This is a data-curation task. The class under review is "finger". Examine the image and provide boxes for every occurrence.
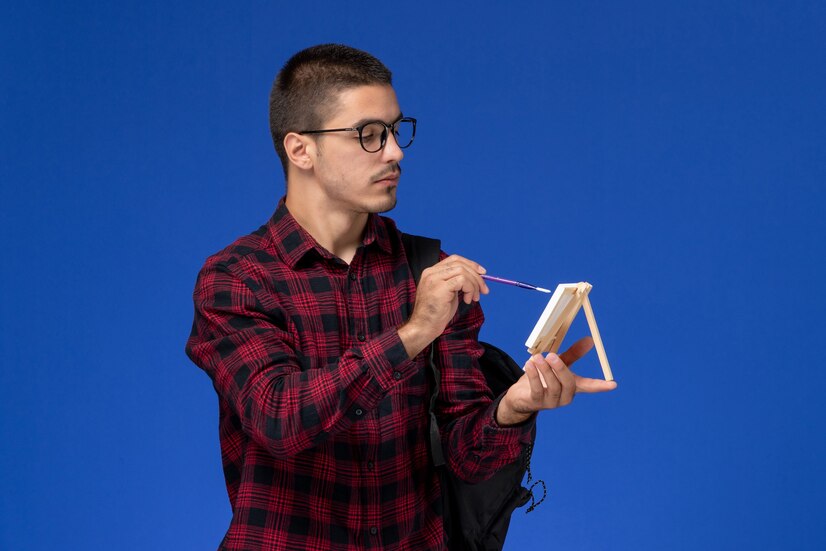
[452,263,488,297]
[558,336,594,367]
[430,263,473,284]
[524,359,548,401]
[525,354,557,392]
[529,357,548,389]
[441,257,489,295]
[532,355,561,406]
[443,254,487,276]
[573,374,618,394]
[547,353,576,406]
[420,264,461,287]
[444,273,474,304]
[444,266,486,303]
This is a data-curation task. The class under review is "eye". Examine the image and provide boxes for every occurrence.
[361,122,385,143]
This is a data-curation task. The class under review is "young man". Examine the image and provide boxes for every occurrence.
[186,44,616,550]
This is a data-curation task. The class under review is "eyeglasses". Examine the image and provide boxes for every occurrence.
[299,117,416,153]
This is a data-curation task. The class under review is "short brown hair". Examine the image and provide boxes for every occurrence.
[269,44,393,177]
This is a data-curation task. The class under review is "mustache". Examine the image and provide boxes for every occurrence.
[373,164,402,181]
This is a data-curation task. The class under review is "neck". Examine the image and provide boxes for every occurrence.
[285,187,368,265]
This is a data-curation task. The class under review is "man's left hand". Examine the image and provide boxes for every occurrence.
[495,336,617,426]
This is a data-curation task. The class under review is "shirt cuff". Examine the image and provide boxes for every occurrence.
[359,328,418,394]
[481,393,536,449]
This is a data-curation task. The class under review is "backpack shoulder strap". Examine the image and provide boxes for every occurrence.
[400,232,446,467]
[400,232,441,285]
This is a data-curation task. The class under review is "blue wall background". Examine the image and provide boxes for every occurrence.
[2,2,825,549]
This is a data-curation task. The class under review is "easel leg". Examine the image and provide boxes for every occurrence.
[581,295,614,381]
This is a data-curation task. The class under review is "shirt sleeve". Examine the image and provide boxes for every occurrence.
[435,299,537,484]
[185,260,417,460]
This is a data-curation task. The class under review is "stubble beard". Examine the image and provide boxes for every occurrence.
[376,187,398,214]
[370,163,401,214]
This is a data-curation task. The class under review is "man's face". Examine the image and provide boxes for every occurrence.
[311,84,405,215]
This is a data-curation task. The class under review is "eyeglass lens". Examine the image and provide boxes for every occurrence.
[360,120,415,152]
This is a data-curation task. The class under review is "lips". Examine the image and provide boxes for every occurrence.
[374,172,400,184]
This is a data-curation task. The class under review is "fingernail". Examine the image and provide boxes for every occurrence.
[477,265,486,274]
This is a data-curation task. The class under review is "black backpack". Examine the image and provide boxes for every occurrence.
[401,233,546,551]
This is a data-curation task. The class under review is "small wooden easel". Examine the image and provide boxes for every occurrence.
[525,282,613,381]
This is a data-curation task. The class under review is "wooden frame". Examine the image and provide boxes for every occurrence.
[524,282,614,381]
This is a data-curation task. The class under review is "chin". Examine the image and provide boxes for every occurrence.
[369,188,398,214]
[377,197,397,214]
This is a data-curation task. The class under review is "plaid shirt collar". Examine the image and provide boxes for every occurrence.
[267,197,394,268]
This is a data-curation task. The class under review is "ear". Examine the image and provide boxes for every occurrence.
[283,132,316,171]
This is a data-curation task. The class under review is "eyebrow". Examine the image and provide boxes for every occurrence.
[350,113,404,128]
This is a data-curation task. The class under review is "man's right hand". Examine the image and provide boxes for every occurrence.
[398,254,489,358]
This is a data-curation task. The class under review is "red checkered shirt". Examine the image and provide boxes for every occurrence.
[186,200,534,550]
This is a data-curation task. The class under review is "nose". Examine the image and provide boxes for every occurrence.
[381,131,404,163]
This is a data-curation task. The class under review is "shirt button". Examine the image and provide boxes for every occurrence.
[367,461,374,470]
[357,333,366,342]
[349,272,358,281]
[354,408,364,416]
[369,527,378,536]
[393,371,402,380]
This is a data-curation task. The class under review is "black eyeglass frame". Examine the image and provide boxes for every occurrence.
[298,117,417,153]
